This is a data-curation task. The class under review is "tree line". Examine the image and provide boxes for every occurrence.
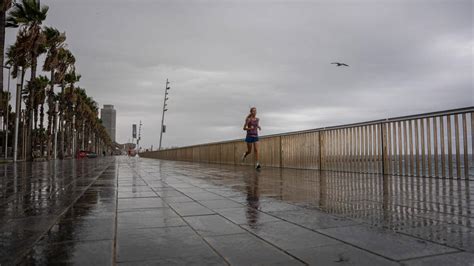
[0,0,113,161]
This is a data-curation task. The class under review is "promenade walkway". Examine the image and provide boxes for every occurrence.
[1,157,473,265]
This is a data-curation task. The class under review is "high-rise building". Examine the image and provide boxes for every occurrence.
[101,104,116,142]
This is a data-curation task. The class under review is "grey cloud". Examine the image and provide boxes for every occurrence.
[5,0,472,149]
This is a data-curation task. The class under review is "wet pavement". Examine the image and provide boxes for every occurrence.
[1,156,473,265]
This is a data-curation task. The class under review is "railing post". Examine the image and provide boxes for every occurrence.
[381,122,387,175]
[319,131,323,170]
[279,136,283,168]
[233,142,236,165]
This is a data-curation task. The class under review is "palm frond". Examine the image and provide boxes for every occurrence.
[6,0,48,28]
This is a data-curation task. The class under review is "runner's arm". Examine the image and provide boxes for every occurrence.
[243,119,250,131]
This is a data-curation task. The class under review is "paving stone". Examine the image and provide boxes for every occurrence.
[242,220,341,250]
[184,215,246,236]
[198,199,243,210]
[117,226,224,263]
[118,186,154,192]
[118,191,158,198]
[62,205,116,220]
[269,209,359,229]
[118,208,185,229]
[184,192,226,201]
[42,217,115,242]
[204,233,304,265]
[318,224,458,261]
[118,197,168,209]
[117,257,226,265]
[162,195,195,203]
[253,200,303,212]
[154,189,186,197]
[168,201,215,216]
[288,243,399,265]
[0,228,40,264]
[401,251,474,266]
[22,240,113,265]
[216,207,281,225]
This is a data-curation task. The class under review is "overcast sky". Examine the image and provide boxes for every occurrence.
[5,0,473,149]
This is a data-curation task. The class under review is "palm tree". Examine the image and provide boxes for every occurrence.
[6,30,31,87]
[0,0,13,94]
[85,97,99,151]
[54,48,75,86]
[6,0,48,79]
[6,0,48,161]
[43,26,66,158]
[45,84,57,158]
[6,32,32,159]
[65,87,114,157]
[62,69,80,157]
[54,48,75,159]
[29,75,49,155]
[27,75,48,126]
[43,26,66,86]
[0,0,13,133]
[74,87,86,151]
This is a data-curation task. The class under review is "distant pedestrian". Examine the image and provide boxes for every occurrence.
[241,107,261,169]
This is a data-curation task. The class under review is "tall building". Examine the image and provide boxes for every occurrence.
[101,104,116,142]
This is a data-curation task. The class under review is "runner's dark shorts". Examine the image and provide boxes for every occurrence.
[245,136,259,143]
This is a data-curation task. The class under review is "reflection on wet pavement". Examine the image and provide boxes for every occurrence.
[1,156,473,265]
[0,158,115,264]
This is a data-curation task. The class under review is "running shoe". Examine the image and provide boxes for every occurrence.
[255,163,261,169]
[241,153,247,162]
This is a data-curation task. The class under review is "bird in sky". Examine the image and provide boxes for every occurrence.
[331,62,349,67]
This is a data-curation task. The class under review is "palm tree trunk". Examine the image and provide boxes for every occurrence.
[33,99,38,155]
[81,121,84,150]
[0,3,7,155]
[59,82,65,159]
[22,111,27,160]
[34,101,38,130]
[0,2,7,93]
[14,69,26,160]
[47,70,54,159]
[26,60,37,161]
[46,105,52,159]
[60,116,64,158]
[39,102,44,155]
[67,120,71,157]
[64,120,68,157]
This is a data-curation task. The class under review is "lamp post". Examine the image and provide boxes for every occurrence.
[3,65,11,159]
[137,120,142,154]
[159,79,170,150]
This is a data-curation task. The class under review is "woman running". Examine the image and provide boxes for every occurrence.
[241,107,261,169]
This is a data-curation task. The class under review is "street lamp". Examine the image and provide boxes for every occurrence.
[159,79,170,150]
[137,120,142,155]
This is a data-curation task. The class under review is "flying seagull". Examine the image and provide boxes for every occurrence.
[331,62,349,67]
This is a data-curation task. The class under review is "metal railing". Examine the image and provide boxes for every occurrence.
[140,107,474,179]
